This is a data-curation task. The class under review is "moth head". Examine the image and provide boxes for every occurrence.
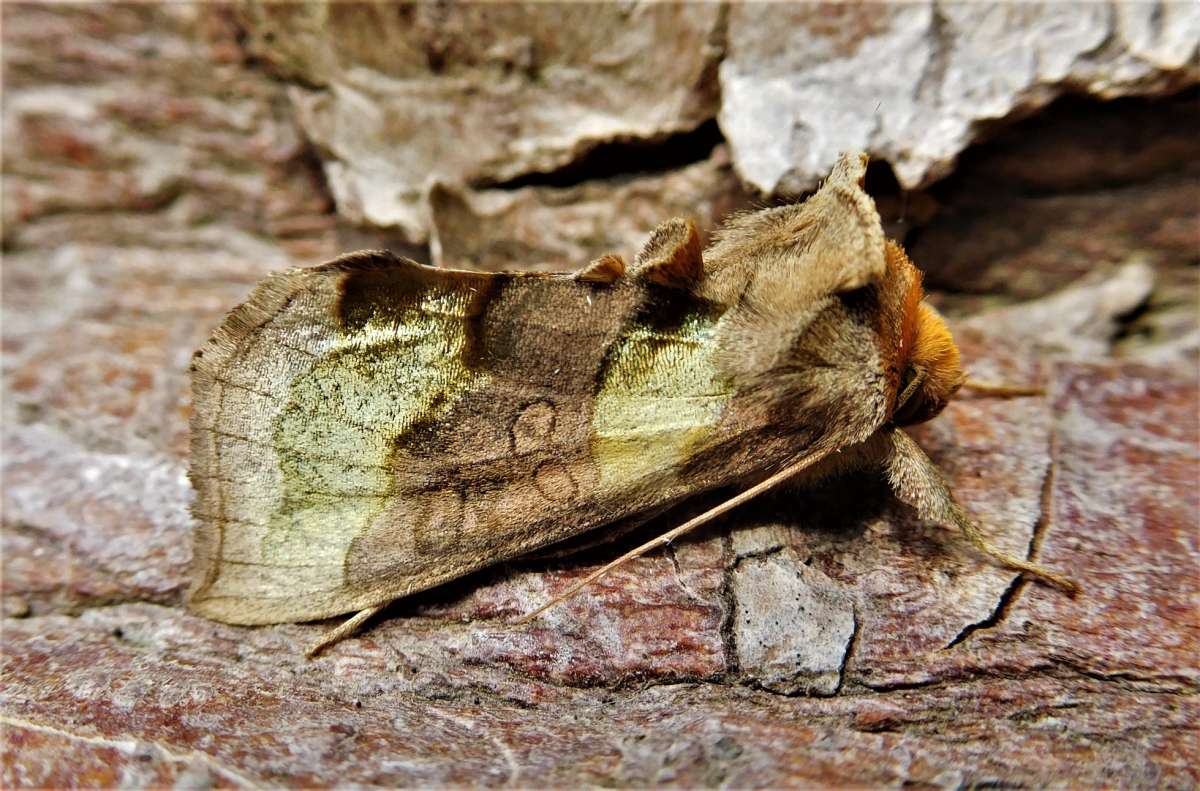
[892,298,966,427]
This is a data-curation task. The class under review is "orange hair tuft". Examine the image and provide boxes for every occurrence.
[886,241,965,425]
[911,302,964,404]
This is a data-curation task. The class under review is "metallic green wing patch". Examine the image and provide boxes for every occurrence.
[592,296,732,492]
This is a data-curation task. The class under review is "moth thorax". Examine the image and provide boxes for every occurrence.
[893,299,965,427]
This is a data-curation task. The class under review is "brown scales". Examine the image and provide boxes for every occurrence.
[185,151,1076,657]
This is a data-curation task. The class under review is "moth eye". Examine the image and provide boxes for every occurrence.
[836,281,874,309]
[892,365,925,426]
[897,366,918,404]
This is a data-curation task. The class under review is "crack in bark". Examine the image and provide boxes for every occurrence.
[1026,423,1060,569]
[1048,657,1200,695]
[943,422,1060,650]
[834,606,860,695]
[664,544,704,604]
[718,532,741,677]
[474,119,725,191]
[943,573,1024,650]
[730,545,788,566]
[859,657,1198,697]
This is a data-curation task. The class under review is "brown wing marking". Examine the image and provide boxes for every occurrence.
[340,383,601,598]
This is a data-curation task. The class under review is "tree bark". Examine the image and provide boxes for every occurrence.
[2,5,1197,788]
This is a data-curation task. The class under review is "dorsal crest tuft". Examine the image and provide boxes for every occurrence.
[630,218,704,289]
[574,253,627,284]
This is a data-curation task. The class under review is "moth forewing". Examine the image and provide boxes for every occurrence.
[185,244,827,630]
[187,150,1073,654]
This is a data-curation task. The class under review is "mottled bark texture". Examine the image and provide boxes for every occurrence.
[2,4,1197,788]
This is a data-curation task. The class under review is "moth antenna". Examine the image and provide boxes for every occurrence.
[512,448,832,625]
[962,378,1043,397]
[305,603,386,658]
[953,509,1079,595]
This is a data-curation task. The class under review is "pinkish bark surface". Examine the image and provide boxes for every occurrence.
[3,5,1197,788]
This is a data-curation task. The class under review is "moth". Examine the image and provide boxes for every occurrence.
[188,152,1074,655]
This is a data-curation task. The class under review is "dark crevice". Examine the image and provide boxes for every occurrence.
[833,607,860,695]
[908,87,1200,301]
[863,157,903,201]
[730,545,787,566]
[944,424,1061,650]
[930,86,1200,200]
[953,779,1027,791]
[718,532,741,678]
[1026,425,1062,578]
[862,157,932,241]
[1110,297,1160,346]
[476,119,725,191]
[943,574,1024,650]
[288,139,336,214]
[664,544,703,604]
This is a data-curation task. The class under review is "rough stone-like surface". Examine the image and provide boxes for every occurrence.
[961,261,1156,361]
[429,144,749,272]
[238,1,724,239]
[720,1,1200,194]
[731,549,856,696]
[0,4,336,260]
[3,4,1198,788]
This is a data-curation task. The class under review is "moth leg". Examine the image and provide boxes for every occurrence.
[305,603,387,658]
[881,427,1078,593]
[962,378,1043,397]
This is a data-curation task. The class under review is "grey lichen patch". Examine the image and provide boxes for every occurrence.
[731,548,856,696]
